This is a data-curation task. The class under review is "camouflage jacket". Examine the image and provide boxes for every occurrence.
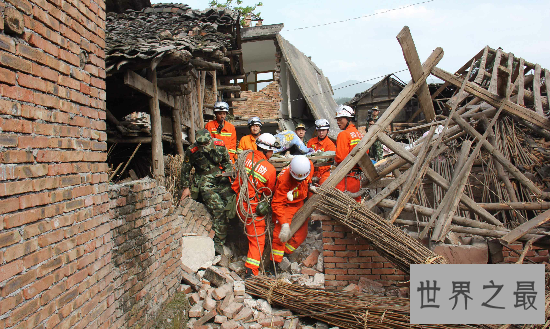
[180,139,232,188]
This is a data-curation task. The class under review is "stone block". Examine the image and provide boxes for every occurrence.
[214,315,227,323]
[283,319,298,329]
[220,291,234,311]
[315,322,329,329]
[249,324,262,329]
[181,236,216,273]
[234,306,254,321]
[290,262,300,274]
[189,304,204,318]
[182,271,201,291]
[433,244,488,264]
[233,280,245,296]
[273,309,293,317]
[256,299,272,315]
[223,302,243,319]
[243,298,257,309]
[313,273,325,287]
[342,283,361,295]
[279,257,291,272]
[189,293,201,305]
[302,250,320,267]
[301,267,319,276]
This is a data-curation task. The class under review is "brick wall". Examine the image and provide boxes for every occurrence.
[0,0,110,328]
[502,242,549,264]
[322,219,408,290]
[108,178,184,328]
[179,198,215,238]
[233,81,282,120]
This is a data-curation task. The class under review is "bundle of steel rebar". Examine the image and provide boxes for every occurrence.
[245,276,483,329]
[313,187,447,274]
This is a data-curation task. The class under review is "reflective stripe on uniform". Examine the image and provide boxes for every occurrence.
[245,167,267,183]
[285,243,296,252]
[272,249,284,256]
[228,148,237,153]
[350,138,360,146]
[246,257,260,267]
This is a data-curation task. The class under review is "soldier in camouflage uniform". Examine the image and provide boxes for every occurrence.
[367,114,383,162]
[180,129,235,252]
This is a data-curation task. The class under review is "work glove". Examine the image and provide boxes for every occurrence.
[279,223,291,243]
[287,190,294,202]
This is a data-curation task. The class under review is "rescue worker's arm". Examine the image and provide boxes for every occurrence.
[228,125,237,155]
[325,139,336,152]
[334,131,350,164]
[271,175,294,225]
[219,146,233,173]
[237,137,245,153]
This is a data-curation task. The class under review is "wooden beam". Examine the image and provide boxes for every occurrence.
[157,75,190,86]
[190,58,224,71]
[545,69,550,111]
[289,45,444,236]
[452,112,548,198]
[124,70,178,109]
[397,26,436,122]
[432,66,550,130]
[516,58,525,106]
[377,132,503,226]
[226,49,242,56]
[496,65,511,98]
[147,68,164,179]
[471,202,550,211]
[217,85,241,92]
[224,97,248,102]
[357,153,378,182]
[474,46,489,84]
[499,209,550,245]
[172,105,184,155]
[219,74,246,80]
[534,64,544,115]
[212,71,218,102]
[488,48,503,94]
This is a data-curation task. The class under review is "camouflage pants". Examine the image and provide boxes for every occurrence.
[199,176,234,245]
[371,140,383,162]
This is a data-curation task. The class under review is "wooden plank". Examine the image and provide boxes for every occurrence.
[534,64,544,115]
[499,209,550,245]
[545,69,550,111]
[217,85,241,92]
[357,153,378,182]
[516,58,525,106]
[452,112,547,198]
[496,65,510,98]
[190,58,224,71]
[388,126,435,223]
[377,132,503,226]
[157,75,190,86]
[289,46,445,236]
[432,66,550,130]
[212,71,218,102]
[488,48,502,94]
[124,70,177,109]
[474,46,489,84]
[147,68,164,179]
[172,106,184,155]
[397,26,436,122]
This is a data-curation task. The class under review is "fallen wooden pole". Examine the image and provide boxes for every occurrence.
[499,208,550,245]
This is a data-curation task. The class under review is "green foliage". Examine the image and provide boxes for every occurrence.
[209,0,263,26]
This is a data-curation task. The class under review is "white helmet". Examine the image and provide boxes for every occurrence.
[315,119,330,130]
[256,133,278,151]
[289,155,311,181]
[213,101,230,112]
[248,116,262,127]
[334,105,354,119]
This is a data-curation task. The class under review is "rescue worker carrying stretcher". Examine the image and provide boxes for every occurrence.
[270,155,314,266]
[237,116,262,152]
[180,129,235,254]
[334,105,364,202]
[231,133,277,278]
[307,119,336,186]
[205,102,238,162]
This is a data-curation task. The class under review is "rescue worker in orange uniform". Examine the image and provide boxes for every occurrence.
[237,117,262,152]
[270,155,314,264]
[232,133,277,278]
[334,105,364,202]
[307,119,336,186]
[205,102,237,162]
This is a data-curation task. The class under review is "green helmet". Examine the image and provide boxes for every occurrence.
[196,129,211,145]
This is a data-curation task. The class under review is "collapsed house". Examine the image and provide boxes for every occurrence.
[232,22,339,140]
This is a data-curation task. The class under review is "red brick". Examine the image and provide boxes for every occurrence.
[1,269,37,297]
[0,67,16,85]
[335,251,357,257]
[0,260,24,283]
[23,247,53,268]
[32,63,59,82]
[6,298,39,326]
[0,230,22,248]
[323,244,346,251]
[23,274,54,299]
[17,73,47,92]
[3,239,39,262]
[372,268,395,275]
[0,293,24,316]
[0,197,19,215]
[16,43,46,64]
[0,34,16,53]
[323,256,346,263]
[0,50,32,73]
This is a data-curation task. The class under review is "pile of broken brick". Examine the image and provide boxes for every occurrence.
[180,235,409,328]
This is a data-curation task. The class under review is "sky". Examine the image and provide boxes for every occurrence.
[151,0,550,89]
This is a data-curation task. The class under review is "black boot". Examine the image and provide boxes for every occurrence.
[244,268,253,279]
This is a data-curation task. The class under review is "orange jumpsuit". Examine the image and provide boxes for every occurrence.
[205,120,237,162]
[270,160,314,263]
[307,136,336,185]
[335,123,363,202]
[231,151,276,275]
[237,134,258,152]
